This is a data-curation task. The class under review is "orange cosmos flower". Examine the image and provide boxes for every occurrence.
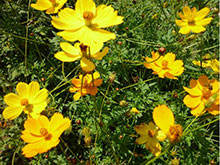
[21,113,71,158]
[175,6,212,34]
[153,105,182,143]
[183,75,219,116]
[54,42,108,72]
[134,122,166,156]
[144,51,184,79]
[3,81,48,120]
[69,72,103,100]
[51,0,123,46]
[31,0,67,14]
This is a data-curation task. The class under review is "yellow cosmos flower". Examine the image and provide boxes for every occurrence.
[153,105,182,143]
[176,6,213,34]
[3,82,48,120]
[51,0,123,46]
[69,72,103,100]
[144,51,184,79]
[21,113,71,158]
[183,75,219,116]
[134,122,164,157]
[55,42,108,72]
[31,0,67,14]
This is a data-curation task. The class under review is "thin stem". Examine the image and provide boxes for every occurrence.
[183,116,198,134]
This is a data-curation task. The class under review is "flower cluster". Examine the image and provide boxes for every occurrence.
[69,72,103,100]
[144,51,184,79]
[183,75,219,116]
[135,105,182,156]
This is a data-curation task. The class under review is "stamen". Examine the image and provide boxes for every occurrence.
[148,130,155,137]
[20,98,29,106]
[83,11,94,21]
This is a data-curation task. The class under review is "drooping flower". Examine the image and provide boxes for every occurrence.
[31,0,67,14]
[21,113,71,158]
[69,72,103,100]
[175,6,213,34]
[144,51,184,79]
[153,105,182,143]
[183,75,219,116]
[134,122,165,156]
[3,82,48,120]
[51,0,124,46]
[55,42,108,72]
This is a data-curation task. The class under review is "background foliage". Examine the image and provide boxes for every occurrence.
[0,0,219,164]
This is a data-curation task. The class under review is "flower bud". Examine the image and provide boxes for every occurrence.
[158,47,166,55]
[108,72,116,83]
[120,100,128,107]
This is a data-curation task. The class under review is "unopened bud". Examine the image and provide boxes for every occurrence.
[109,72,116,83]
[158,47,166,55]
[120,100,128,107]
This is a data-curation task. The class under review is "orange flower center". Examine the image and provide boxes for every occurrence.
[80,44,88,57]
[188,16,195,26]
[168,124,182,143]
[162,61,168,69]
[40,128,52,140]
[49,0,58,7]
[83,11,94,21]
[148,130,156,137]
[202,83,212,99]
[20,98,29,106]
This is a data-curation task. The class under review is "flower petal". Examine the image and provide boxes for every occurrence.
[31,0,52,11]
[183,86,202,96]
[134,123,149,136]
[198,75,209,87]
[75,0,96,16]
[28,81,40,99]
[88,87,98,95]
[191,25,206,33]
[90,47,109,60]
[183,6,191,17]
[3,106,23,120]
[49,113,71,137]
[195,7,210,21]
[92,5,123,28]
[196,17,212,26]
[16,82,29,98]
[175,19,187,27]
[30,88,48,104]
[55,52,81,62]
[4,93,21,106]
[74,92,81,100]
[22,142,41,158]
[191,103,205,116]
[136,136,148,144]
[80,57,95,72]
[60,42,81,55]
[51,8,84,30]
[183,95,201,108]
[153,105,174,134]
[32,102,47,115]
[207,104,219,115]
[179,26,191,34]
[23,118,42,136]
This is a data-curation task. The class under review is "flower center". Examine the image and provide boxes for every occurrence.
[20,98,29,106]
[202,83,212,99]
[40,128,52,140]
[80,44,88,57]
[162,61,168,69]
[83,11,94,26]
[188,16,195,26]
[148,130,155,137]
[168,124,182,143]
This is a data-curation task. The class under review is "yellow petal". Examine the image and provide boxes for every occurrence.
[16,82,29,98]
[169,60,183,70]
[196,17,212,26]
[90,47,109,60]
[29,88,48,105]
[80,57,95,72]
[4,93,21,106]
[23,118,42,136]
[60,42,80,55]
[175,19,187,27]
[74,92,81,100]
[191,25,206,33]
[32,102,47,115]
[182,6,191,17]
[31,0,52,11]
[56,0,67,10]
[136,136,148,144]
[179,26,191,34]
[92,5,124,28]
[22,143,40,158]
[183,95,201,108]
[3,106,23,120]
[183,86,202,96]
[153,105,174,134]
[191,103,205,116]
[163,53,175,65]
[28,81,40,99]
[93,71,100,79]
[210,59,220,73]
[134,123,149,136]
[156,130,167,141]
[46,7,57,14]
[49,113,71,137]
[51,8,84,30]
[75,0,96,16]
[21,130,43,143]
[55,52,81,62]
[195,7,210,21]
